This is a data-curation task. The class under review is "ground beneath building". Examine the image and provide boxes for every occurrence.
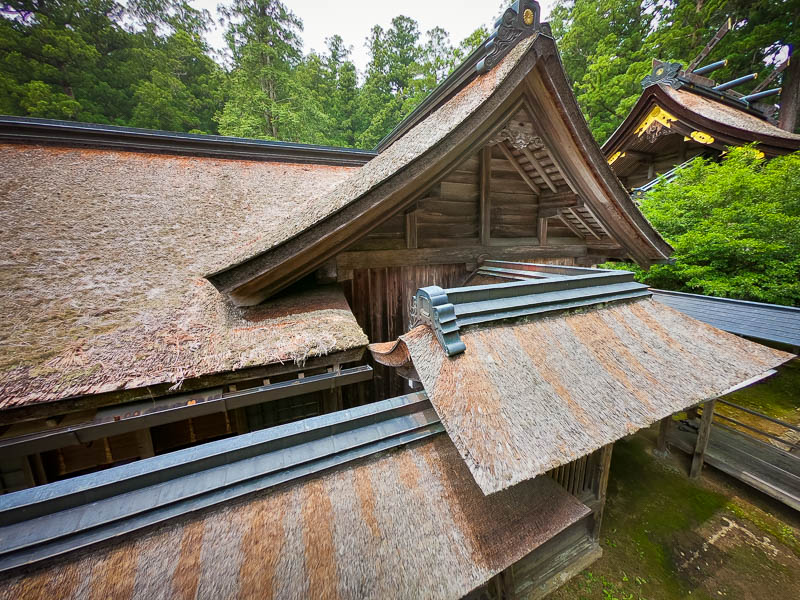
[547,431,800,600]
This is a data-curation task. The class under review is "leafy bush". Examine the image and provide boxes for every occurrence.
[606,147,800,307]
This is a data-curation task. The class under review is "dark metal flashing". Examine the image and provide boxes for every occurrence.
[652,289,800,349]
[412,263,650,355]
[375,1,545,152]
[0,116,377,166]
[0,366,373,459]
[0,392,443,573]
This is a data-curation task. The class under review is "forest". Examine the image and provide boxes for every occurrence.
[1,1,796,147]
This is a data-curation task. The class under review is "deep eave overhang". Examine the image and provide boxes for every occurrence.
[0,116,377,167]
[206,34,672,307]
[602,84,800,158]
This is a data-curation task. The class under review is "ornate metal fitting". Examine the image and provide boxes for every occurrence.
[477,1,542,74]
[641,62,683,90]
[411,286,466,357]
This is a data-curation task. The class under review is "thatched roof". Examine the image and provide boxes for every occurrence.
[0,144,367,411]
[207,31,673,306]
[370,298,793,495]
[0,434,589,600]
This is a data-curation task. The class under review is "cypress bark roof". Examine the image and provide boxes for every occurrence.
[0,144,366,411]
[0,434,589,600]
[370,298,793,494]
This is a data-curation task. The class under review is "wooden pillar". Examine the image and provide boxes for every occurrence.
[29,453,48,485]
[480,146,491,246]
[779,48,800,133]
[592,443,614,541]
[135,428,155,459]
[656,416,672,453]
[690,399,716,479]
[537,217,548,245]
[405,210,417,249]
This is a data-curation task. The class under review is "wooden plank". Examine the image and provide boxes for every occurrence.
[337,244,589,269]
[521,146,559,193]
[497,141,541,195]
[690,399,716,478]
[480,146,491,246]
[405,210,418,249]
[537,217,548,246]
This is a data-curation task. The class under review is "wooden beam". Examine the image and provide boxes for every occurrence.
[480,146,491,246]
[567,207,601,240]
[520,146,559,193]
[592,443,614,541]
[557,213,586,239]
[581,205,611,238]
[405,210,418,249]
[337,244,589,270]
[687,17,732,72]
[537,217,548,245]
[497,141,541,195]
[690,399,716,479]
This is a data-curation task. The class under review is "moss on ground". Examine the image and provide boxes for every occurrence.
[547,434,800,600]
[722,358,800,425]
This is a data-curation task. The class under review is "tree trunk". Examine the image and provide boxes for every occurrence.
[779,47,800,133]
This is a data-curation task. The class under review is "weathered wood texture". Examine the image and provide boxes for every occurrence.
[343,264,469,401]
[690,399,716,478]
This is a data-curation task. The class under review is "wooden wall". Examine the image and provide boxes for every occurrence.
[342,263,470,400]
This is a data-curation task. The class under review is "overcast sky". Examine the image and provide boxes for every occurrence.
[192,0,557,73]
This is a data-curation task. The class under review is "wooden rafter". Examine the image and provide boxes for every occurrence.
[581,205,611,238]
[497,141,541,195]
[567,207,601,240]
[520,146,558,193]
[557,213,586,239]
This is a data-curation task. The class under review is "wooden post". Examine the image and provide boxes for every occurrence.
[779,48,799,133]
[537,217,548,245]
[480,146,491,246]
[405,210,418,249]
[656,416,671,453]
[592,443,614,541]
[135,428,155,459]
[690,399,716,479]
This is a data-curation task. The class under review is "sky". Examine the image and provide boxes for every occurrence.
[192,0,557,73]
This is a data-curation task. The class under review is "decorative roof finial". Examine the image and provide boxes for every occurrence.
[476,1,542,74]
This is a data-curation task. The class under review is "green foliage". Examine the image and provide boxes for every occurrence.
[551,0,799,143]
[606,147,800,306]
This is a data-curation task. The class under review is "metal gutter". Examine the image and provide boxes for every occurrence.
[0,392,442,573]
[0,116,377,167]
[0,366,374,459]
[412,265,650,355]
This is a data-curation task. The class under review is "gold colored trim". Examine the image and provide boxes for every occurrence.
[689,131,715,144]
[608,151,626,165]
[523,8,535,25]
[634,106,678,136]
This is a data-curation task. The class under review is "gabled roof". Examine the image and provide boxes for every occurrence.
[369,267,793,494]
[206,29,672,307]
[0,144,367,413]
[603,63,800,162]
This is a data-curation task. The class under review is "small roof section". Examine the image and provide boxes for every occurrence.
[0,432,589,599]
[653,289,800,349]
[0,144,367,412]
[603,62,800,167]
[206,24,672,307]
[370,268,793,494]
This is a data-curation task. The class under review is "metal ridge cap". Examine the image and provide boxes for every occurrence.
[456,290,652,327]
[0,115,377,166]
[0,392,427,523]
[0,408,443,573]
[0,406,441,558]
[453,281,651,317]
